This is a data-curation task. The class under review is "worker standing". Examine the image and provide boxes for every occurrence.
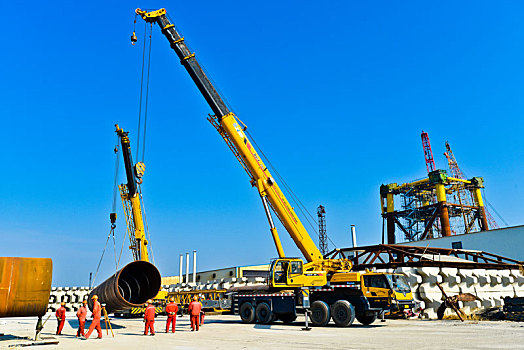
[55,302,66,335]
[144,299,156,336]
[165,297,178,333]
[188,296,202,331]
[76,300,88,337]
[199,296,206,326]
[84,295,102,339]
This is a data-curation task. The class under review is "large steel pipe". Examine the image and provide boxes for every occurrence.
[0,257,52,317]
[88,260,161,314]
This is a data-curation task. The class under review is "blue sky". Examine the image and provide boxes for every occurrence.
[1,1,523,286]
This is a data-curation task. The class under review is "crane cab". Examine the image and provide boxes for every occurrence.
[361,272,415,313]
[269,258,327,288]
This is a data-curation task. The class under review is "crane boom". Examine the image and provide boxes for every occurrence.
[133,9,414,324]
[136,8,323,262]
[116,124,149,261]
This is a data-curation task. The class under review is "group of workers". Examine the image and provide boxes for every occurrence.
[55,295,104,339]
[143,295,204,335]
[54,294,205,338]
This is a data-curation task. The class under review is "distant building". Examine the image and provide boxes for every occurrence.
[162,264,270,285]
[398,225,524,261]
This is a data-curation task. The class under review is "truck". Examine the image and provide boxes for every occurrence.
[135,8,415,326]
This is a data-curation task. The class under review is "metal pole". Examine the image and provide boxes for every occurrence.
[192,250,197,284]
[301,288,311,331]
[89,272,92,289]
[179,255,183,284]
[351,225,357,248]
[185,252,190,284]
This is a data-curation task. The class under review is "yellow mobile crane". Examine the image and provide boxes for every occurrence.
[113,124,166,317]
[135,8,414,326]
[115,124,149,262]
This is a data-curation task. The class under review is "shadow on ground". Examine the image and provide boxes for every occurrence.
[0,334,31,341]
[67,320,126,330]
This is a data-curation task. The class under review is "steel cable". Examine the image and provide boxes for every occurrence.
[136,21,148,161]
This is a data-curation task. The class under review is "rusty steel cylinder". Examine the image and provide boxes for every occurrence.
[88,260,161,314]
[0,257,53,317]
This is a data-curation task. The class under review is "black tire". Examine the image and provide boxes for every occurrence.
[331,300,355,327]
[356,312,378,325]
[310,300,331,326]
[239,302,256,323]
[278,312,297,324]
[255,302,273,324]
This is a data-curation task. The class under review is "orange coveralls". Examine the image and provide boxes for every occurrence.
[55,306,66,335]
[85,300,102,339]
[76,305,87,337]
[165,302,178,333]
[188,301,202,331]
[144,305,156,335]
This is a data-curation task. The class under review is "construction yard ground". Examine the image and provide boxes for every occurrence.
[1,313,523,349]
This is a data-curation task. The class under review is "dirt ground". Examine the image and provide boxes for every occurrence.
[1,313,523,349]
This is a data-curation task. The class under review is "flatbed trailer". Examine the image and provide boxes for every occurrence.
[167,289,229,313]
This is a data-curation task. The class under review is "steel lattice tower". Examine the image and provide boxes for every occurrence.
[421,131,436,174]
[444,141,499,230]
[317,205,328,255]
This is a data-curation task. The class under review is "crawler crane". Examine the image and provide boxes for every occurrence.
[135,8,414,326]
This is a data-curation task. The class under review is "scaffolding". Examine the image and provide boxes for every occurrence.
[380,170,490,244]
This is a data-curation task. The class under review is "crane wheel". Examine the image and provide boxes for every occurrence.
[331,300,355,327]
[255,302,273,324]
[239,302,255,323]
[356,312,377,325]
[310,300,330,326]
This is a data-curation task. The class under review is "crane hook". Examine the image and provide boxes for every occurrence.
[131,31,138,45]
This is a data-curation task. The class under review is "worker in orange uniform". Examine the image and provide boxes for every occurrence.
[199,296,206,326]
[84,295,102,339]
[165,297,178,333]
[76,300,88,337]
[55,302,66,335]
[188,296,202,331]
[144,299,156,336]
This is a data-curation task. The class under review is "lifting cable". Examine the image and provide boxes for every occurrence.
[483,189,509,227]
[92,223,118,287]
[92,140,121,287]
[112,139,120,218]
[135,20,146,161]
[136,21,153,163]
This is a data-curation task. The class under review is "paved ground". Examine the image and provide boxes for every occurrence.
[1,313,523,349]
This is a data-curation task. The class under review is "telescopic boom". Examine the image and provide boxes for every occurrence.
[136,8,323,262]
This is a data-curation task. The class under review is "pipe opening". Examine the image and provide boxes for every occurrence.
[118,261,160,304]
[89,260,161,313]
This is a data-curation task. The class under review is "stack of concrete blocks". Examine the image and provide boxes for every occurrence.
[47,287,91,312]
[414,267,444,319]
[387,267,524,319]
